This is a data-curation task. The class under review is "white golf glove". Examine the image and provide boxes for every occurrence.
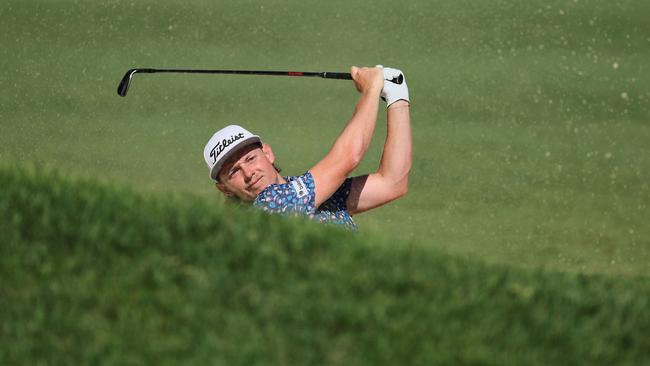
[377,65,409,107]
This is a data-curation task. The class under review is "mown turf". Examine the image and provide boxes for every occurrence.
[1,165,648,365]
[1,0,649,275]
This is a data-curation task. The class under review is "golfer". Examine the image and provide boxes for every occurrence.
[203,66,411,230]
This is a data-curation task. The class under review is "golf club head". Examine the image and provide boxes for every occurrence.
[117,69,138,97]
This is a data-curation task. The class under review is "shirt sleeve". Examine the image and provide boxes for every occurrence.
[318,177,353,211]
[253,172,316,216]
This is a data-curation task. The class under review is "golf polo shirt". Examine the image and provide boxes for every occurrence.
[253,171,357,230]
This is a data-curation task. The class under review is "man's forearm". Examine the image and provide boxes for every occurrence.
[377,100,412,184]
[332,88,381,166]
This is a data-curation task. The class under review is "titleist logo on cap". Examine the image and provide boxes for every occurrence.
[210,132,245,163]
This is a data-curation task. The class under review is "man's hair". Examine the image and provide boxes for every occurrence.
[273,162,282,174]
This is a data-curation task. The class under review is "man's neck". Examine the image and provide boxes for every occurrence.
[275,173,287,185]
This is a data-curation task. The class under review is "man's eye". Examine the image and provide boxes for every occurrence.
[246,155,256,162]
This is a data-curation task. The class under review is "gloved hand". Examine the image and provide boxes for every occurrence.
[377,65,410,107]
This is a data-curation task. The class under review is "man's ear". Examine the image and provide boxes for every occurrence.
[261,143,275,164]
[215,182,235,197]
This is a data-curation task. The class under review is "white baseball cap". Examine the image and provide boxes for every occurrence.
[204,124,262,182]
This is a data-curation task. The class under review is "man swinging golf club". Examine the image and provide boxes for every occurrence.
[203,65,411,230]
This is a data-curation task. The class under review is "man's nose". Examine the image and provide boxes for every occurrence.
[241,164,254,181]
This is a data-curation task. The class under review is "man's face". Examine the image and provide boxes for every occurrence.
[216,143,281,202]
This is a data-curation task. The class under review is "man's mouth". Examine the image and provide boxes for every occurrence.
[247,176,262,190]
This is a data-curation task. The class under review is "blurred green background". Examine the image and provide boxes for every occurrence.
[1,0,649,275]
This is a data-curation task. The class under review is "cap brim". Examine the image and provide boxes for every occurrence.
[209,136,262,182]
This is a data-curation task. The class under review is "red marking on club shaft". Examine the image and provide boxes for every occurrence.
[288,72,304,76]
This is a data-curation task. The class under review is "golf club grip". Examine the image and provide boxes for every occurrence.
[322,72,404,84]
[322,72,353,80]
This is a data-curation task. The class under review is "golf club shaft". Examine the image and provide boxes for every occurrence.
[117,68,353,97]
[134,68,352,79]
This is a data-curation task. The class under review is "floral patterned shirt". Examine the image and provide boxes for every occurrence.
[253,171,357,230]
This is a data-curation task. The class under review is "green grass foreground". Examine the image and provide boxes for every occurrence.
[1,165,648,365]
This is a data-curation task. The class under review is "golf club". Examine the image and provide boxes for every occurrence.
[117,68,403,97]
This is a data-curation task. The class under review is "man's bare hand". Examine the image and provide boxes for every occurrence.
[350,66,384,94]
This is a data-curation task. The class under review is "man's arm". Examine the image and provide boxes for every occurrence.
[310,66,384,208]
[347,68,412,215]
